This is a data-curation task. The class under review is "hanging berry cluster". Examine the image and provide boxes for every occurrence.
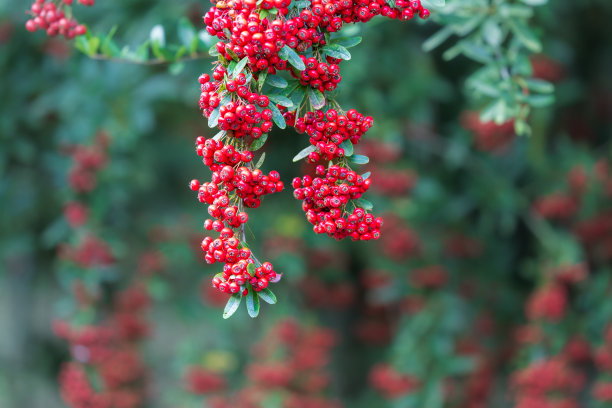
[25,0,93,39]
[194,0,430,318]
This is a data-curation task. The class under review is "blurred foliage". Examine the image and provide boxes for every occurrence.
[1,0,612,407]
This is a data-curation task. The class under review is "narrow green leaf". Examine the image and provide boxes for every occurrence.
[255,152,266,169]
[178,18,196,48]
[233,57,249,78]
[223,293,242,319]
[292,145,316,162]
[266,75,288,88]
[268,94,293,108]
[250,133,269,151]
[349,154,369,164]
[258,70,268,93]
[258,288,277,305]
[355,198,373,211]
[321,43,351,60]
[268,104,286,129]
[208,107,221,128]
[246,288,260,318]
[308,88,325,109]
[278,45,305,71]
[332,36,362,49]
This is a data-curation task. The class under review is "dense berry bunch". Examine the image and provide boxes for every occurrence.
[25,0,92,39]
[292,164,382,240]
[294,108,373,161]
[195,0,428,316]
[294,58,341,91]
[193,135,282,298]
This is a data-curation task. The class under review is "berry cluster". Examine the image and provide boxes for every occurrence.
[292,164,382,240]
[199,71,275,139]
[55,286,150,408]
[593,326,612,403]
[196,0,428,316]
[188,319,341,408]
[369,364,420,399]
[294,108,373,161]
[204,0,429,77]
[193,135,281,297]
[294,58,341,91]
[25,0,92,39]
[511,358,584,408]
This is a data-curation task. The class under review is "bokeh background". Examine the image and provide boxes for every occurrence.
[2,0,612,407]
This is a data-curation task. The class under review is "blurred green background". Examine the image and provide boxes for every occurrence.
[2,0,612,407]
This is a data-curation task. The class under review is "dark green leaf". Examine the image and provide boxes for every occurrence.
[266,75,288,88]
[223,293,242,319]
[332,36,362,49]
[250,133,269,151]
[278,45,305,71]
[355,198,373,211]
[308,88,325,109]
[321,44,351,60]
[246,288,260,318]
[268,104,286,129]
[268,94,293,108]
[255,152,266,169]
[258,288,277,305]
[247,263,256,276]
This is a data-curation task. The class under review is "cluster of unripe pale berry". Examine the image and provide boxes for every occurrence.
[292,165,382,240]
[25,0,93,39]
[194,0,429,312]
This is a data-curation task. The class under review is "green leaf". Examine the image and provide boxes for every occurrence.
[340,140,354,156]
[288,86,306,110]
[250,133,269,151]
[150,24,165,47]
[268,94,293,108]
[87,36,101,56]
[349,154,369,165]
[509,20,542,53]
[169,62,185,75]
[101,25,120,57]
[246,287,260,318]
[278,45,305,70]
[361,171,371,179]
[308,88,325,110]
[226,46,239,61]
[524,78,554,94]
[178,18,196,48]
[208,107,221,128]
[208,43,220,57]
[255,152,266,169]
[258,288,277,305]
[355,198,373,211]
[247,262,256,276]
[258,70,268,93]
[321,43,351,60]
[422,26,454,53]
[268,104,286,129]
[332,36,362,49]
[223,293,242,319]
[233,57,249,78]
[266,75,288,88]
[483,19,503,47]
[212,130,226,141]
[292,145,316,162]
